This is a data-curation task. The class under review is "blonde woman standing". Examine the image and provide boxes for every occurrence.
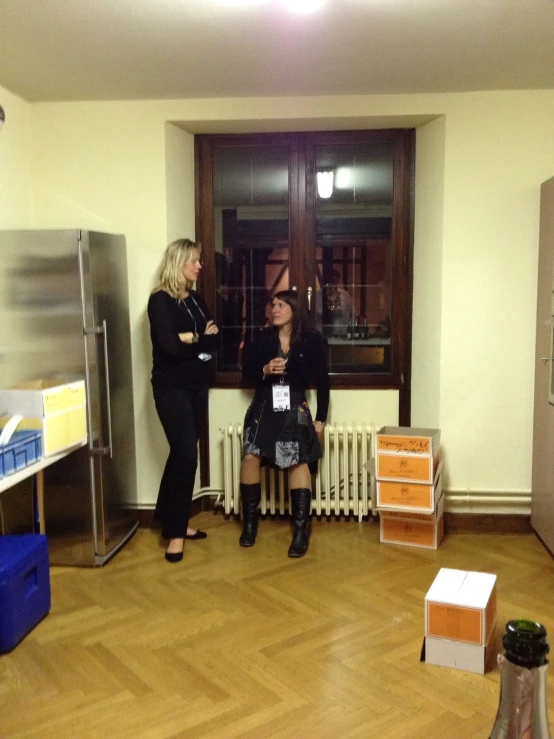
[148,239,219,563]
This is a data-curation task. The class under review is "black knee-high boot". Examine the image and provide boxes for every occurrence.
[288,488,312,558]
[239,482,261,547]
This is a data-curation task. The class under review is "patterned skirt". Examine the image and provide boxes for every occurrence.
[242,388,322,473]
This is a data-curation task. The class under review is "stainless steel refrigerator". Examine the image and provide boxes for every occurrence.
[0,229,138,566]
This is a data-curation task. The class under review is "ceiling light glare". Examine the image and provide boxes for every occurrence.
[335,166,353,190]
[317,171,334,199]
[211,0,267,8]
[284,0,325,14]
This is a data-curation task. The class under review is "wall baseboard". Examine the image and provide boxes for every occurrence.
[444,512,532,534]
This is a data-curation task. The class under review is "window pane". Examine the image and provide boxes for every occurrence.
[313,143,393,373]
[213,146,290,371]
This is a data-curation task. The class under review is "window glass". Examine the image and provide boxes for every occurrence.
[213,146,290,371]
[313,143,394,373]
[197,130,413,397]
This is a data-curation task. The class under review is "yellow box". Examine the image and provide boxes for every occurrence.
[424,569,497,646]
[0,380,87,457]
[376,465,442,512]
[379,495,445,550]
[0,379,86,416]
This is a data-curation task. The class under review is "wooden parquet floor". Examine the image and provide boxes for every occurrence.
[1,513,554,738]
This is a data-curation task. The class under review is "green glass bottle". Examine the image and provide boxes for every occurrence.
[489,619,552,738]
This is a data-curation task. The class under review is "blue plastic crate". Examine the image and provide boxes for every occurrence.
[0,534,51,653]
[0,430,42,479]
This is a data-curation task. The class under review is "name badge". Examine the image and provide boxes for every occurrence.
[272,384,290,411]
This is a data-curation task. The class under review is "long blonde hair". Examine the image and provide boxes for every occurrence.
[153,238,201,298]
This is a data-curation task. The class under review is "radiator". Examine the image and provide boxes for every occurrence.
[223,423,376,520]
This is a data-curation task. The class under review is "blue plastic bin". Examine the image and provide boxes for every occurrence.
[0,430,42,479]
[0,534,51,653]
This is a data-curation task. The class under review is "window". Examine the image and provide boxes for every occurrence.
[195,130,414,419]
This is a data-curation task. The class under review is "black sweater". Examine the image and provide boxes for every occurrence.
[147,290,219,390]
[241,328,330,422]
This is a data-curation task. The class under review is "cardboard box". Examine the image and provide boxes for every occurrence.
[379,493,445,549]
[425,568,497,646]
[0,380,87,457]
[376,426,441,455]
[376,426,440,484]
[379,484,444,523]
[422,623,497,675]
[376,464,442,512]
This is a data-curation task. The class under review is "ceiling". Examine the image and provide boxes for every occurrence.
[0,0,553,103]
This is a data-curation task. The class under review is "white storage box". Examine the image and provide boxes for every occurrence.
[422,627,497,675]
[425,568,497,646]
[421,568,498,674]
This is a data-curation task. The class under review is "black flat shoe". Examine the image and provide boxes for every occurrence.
[184,530,208,540]
[165,550,184,563]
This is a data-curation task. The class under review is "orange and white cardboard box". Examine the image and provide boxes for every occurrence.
[422,626,497,675]
[379,490,445,549]
[424,568,497,646]
[375,426,441,484]
[0,379,87,457]
[376,463,442,513]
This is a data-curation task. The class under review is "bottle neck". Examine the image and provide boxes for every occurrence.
[490,657,552,739]
[503,620,550,668]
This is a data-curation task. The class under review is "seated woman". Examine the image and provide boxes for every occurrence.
[239,290,330,558]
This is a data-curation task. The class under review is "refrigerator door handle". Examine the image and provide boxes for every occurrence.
[84,320,114,458]
[100,319,114,458]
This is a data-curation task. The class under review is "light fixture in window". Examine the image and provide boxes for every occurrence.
[317,170,334,199]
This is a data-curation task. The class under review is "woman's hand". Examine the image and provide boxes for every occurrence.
[178,332,197,344]
[263,357,287,375]
[204,320,219,335]
[314,421,325,437]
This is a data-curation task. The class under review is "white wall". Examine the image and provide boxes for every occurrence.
[0,86,32,228]
[412,115,445,430]
[9,89,554,511]
[164,122,195,244]
[438,92,554,508]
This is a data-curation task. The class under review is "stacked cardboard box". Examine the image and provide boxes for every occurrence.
[375,426,443,549]
[422,568,498,674]
[0,379,87,457]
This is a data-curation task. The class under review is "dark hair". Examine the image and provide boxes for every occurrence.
[272,289,313,344]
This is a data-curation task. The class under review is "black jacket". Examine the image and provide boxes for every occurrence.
[148,289,219,391]
[241,328,330,422]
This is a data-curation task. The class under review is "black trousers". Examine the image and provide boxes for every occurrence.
[153,385,209,539]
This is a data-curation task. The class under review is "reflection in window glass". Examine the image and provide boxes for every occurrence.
[314,143,394,373]
[213,147,290,371]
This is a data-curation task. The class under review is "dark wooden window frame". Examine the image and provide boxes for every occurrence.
[195,129,415,427]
